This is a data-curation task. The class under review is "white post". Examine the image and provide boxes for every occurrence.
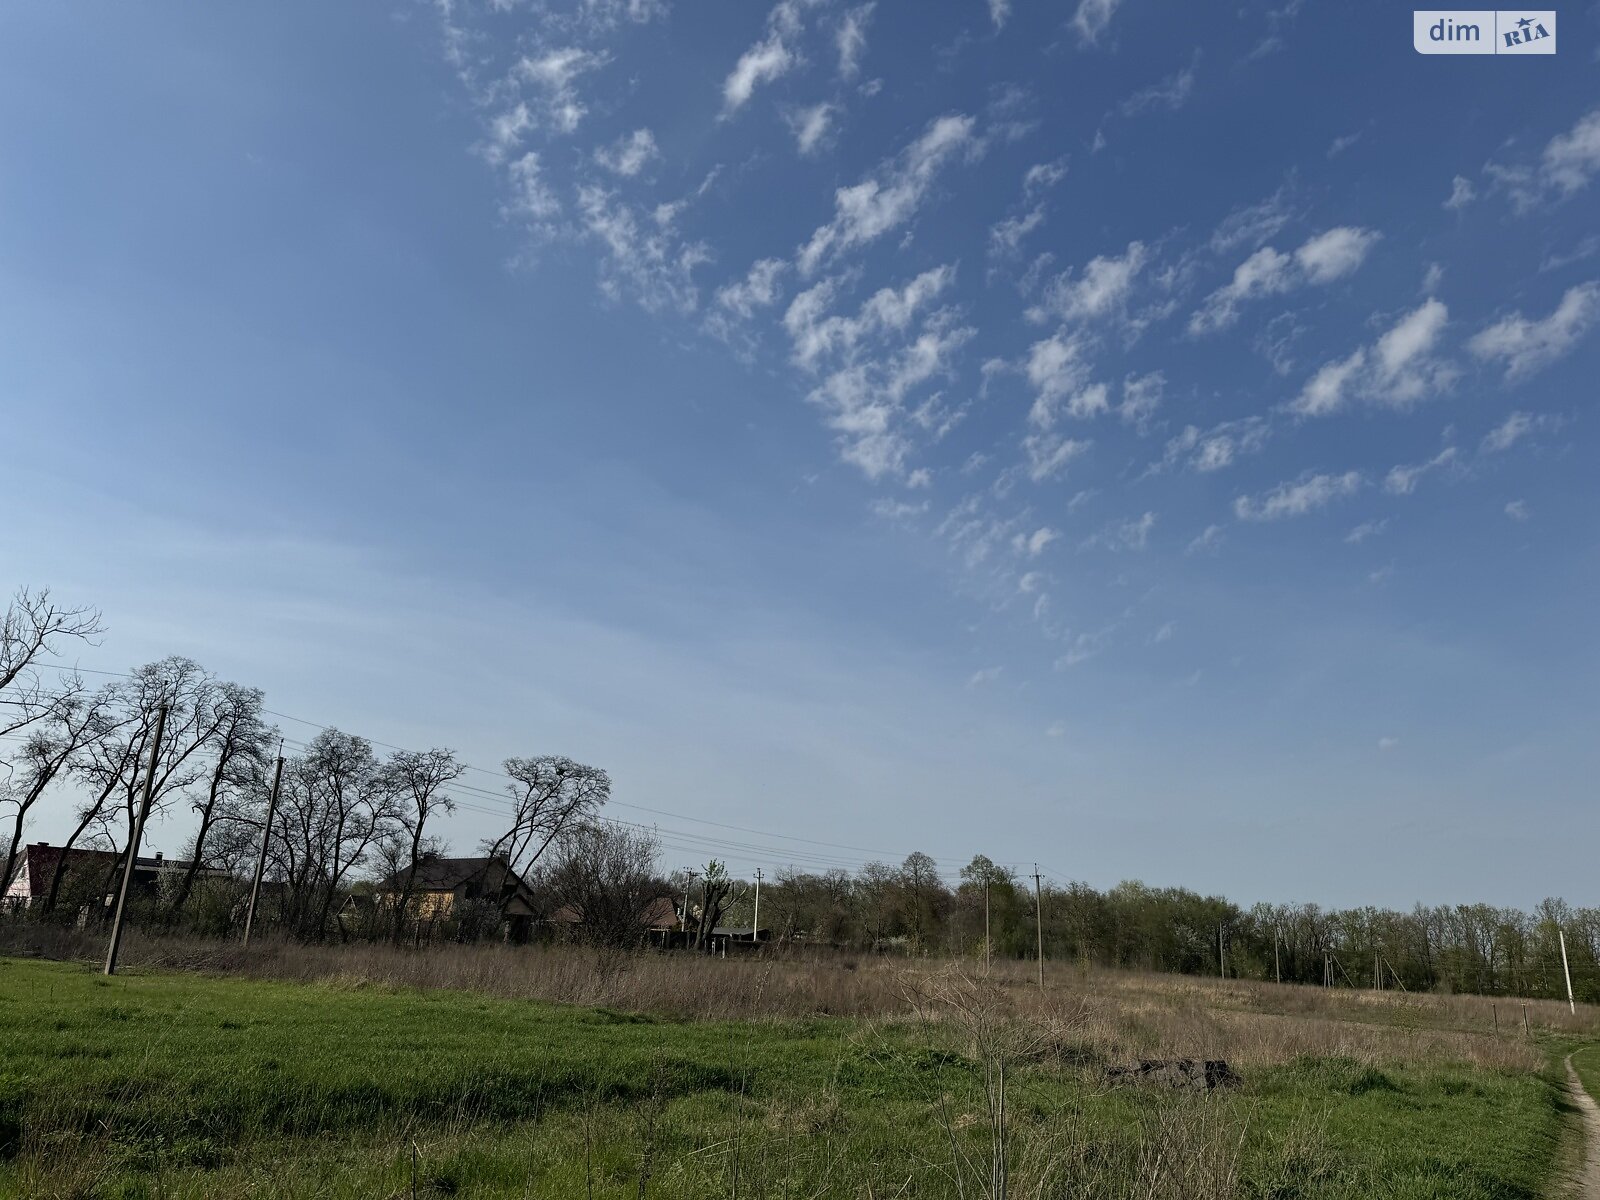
[1560,929,1576,1015]
[984,882,991,974]
[753,868,762,943]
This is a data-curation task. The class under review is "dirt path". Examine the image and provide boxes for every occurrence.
[1565,1055,1600,1199]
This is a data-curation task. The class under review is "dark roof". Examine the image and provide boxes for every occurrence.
[374,855,517,893]
[9,845,212,898]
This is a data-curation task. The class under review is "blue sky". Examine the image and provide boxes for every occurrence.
[4,0,1598,908]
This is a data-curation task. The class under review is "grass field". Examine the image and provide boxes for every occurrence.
[0,950,1590,1199]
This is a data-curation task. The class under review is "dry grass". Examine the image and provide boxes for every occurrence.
[3,924,1588,1076]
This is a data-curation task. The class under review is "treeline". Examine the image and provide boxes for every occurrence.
[3,586,1597,1003]
[738,859,1600,1003]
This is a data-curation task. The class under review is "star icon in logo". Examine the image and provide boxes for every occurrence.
[1516,15,1533,28]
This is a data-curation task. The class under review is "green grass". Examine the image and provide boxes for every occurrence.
[0,957,1575,1198]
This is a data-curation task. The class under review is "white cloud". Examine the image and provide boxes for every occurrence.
[1468,282,1600,380]
[1327,132,1362,158]
[1289,299,1453,416]
[1378,736,1399,750]
[1294,226,1381,284]
[871,497,929,521]
[1154,417,1269,475]
[482,102,536,167]
[1488,108,1600,211]
[784,265,956,369]
[797,114,978,274]
[988,0,1011,28]
[1480,412,1527,454]
[1119,371,1164,432]
[1015,527,1060,557]
[1234,470,1363,520]
[577,185,709,314]
[1023,158,1068,195]
[1191,227,1378,334]
[1444,174,1477,210]
[1118,55,1198,116]
[1037,240,1148,325]
[716,258,789,319]
[1505,499,1530,521]
[967,665,1003,687]
[1073,0,1125,44]
[514,47,609,135]
[594,128,660,177]
[1291,349,1366,417]
[1151,620,1175,644]
[501,152,560,222]
[1115,511,1156,549]
[1542,108,1600,195]
[1189,247,1293,334]
[1383,446,1457,495]
[1370,297,1451,401]
[1345,518,1388,544]
[785,267,971,480]
[1210,188,1293,254]
[989,206,1046,258]
[723,33,794,112]
[1022,329,1092,426]
[1479,410,1564,455]
[1186,524,1225,554]
[787,102,836,156]
[836,4,872,78]
[1022,432,1092,482]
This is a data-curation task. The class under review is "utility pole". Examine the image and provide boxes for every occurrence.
[243,745,285,949]
[1375,951,1381,992]
[105,703,168,977]
[1560,929,1576,1015]
[1274,926,1281,985]
[753,868,762,943]
[681,870,698,943]
[1218,924,1225,979]
[1032,865,1044,991]
[983,881,991,975]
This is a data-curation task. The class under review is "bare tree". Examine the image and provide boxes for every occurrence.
[901,850,942,949]
[0,586,102,739]
[380,747,462,941]
[535,823,662,947]
[77,658,226,904]
[482,756,610,921]
[269,729,401,939]
[0,688,115,893]
[40,690,138,915]
[168,683,276,915]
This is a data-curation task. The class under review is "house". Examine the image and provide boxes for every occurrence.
[371,854,539,941]
[2,842,215,910]
[548,894,683,942]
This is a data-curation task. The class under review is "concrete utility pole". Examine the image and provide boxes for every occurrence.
[983,881,991,975]
[1032,865,1044,991]
[681,871,699,939]
[753,868,762,942]
[242,746,285,949]
[105,703,168,977]
[1218,924,1225,979]
[1560,929,1576,1015]
[1274,926,1281,985]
